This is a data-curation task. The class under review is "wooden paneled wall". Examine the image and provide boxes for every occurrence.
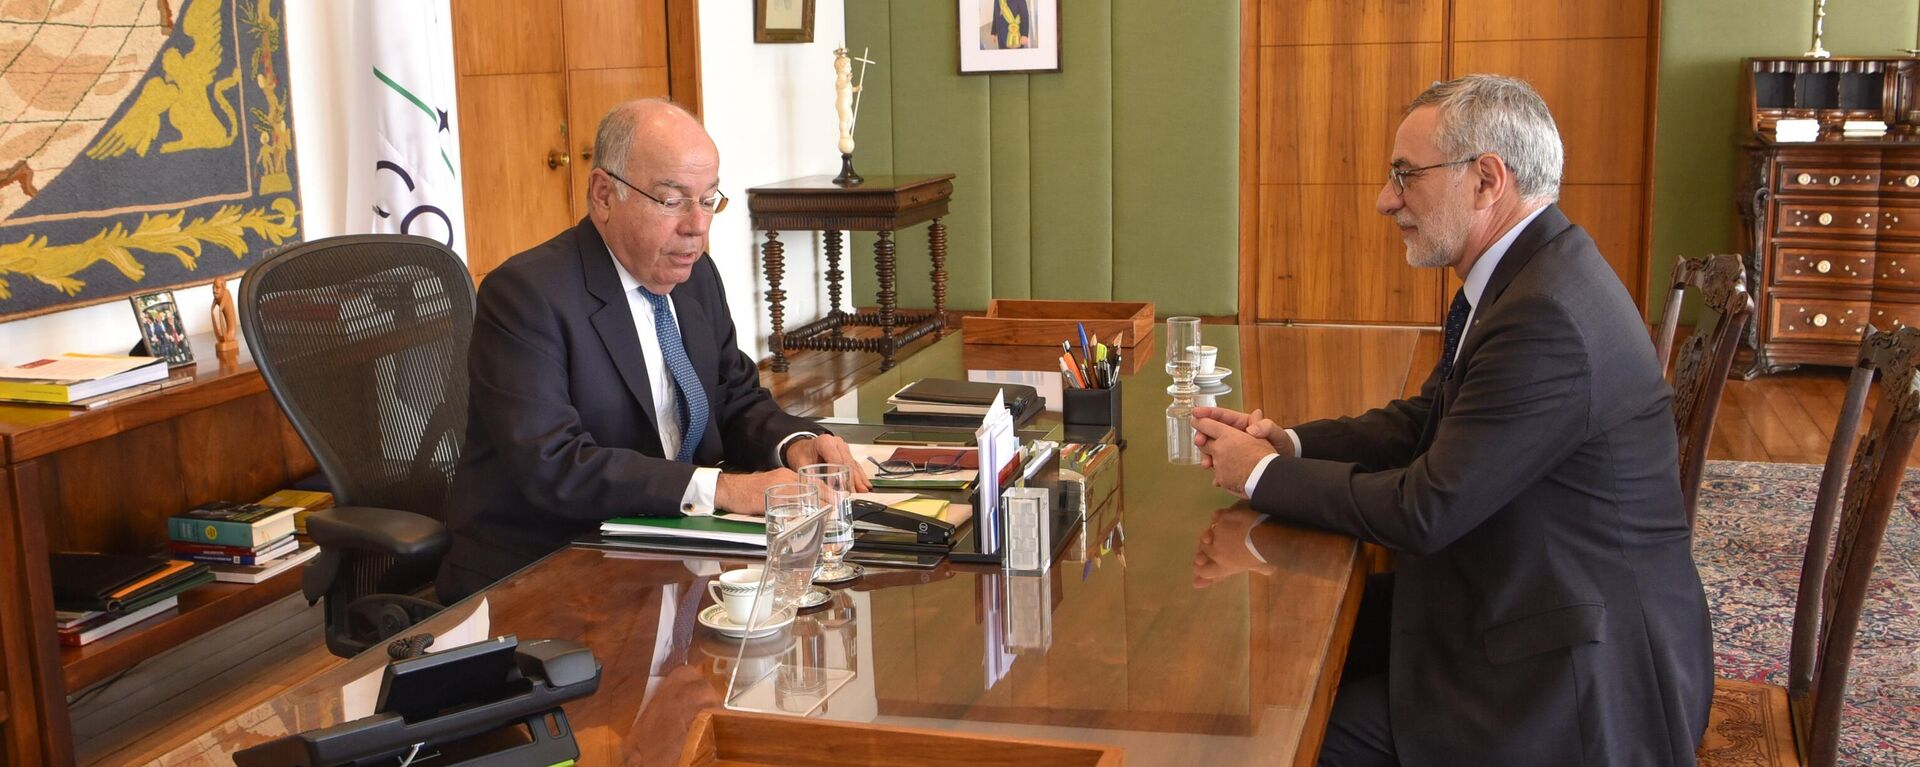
[1240,0,1660,325]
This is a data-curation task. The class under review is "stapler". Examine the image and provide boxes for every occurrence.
[851,498,955,546]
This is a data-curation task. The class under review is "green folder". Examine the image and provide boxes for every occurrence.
[599,515,766,546]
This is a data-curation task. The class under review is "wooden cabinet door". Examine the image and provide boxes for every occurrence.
[452,0,574,280]
[453,0,689,278]
[563,0,673,220]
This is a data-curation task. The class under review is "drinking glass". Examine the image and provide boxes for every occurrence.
[1166,401,1201,465]
[799,463,862,583]
[1167,316,1202,395]
[763,483,826,611]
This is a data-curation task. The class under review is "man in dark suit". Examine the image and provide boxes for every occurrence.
[437,99,868,602]
[1193,75,1713,765]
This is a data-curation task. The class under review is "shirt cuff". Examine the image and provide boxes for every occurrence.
[1284,428,1302,457]
[775,431,819,469]
[680,467,720,515]
[1245,453,1281,497]
[1244,514,1272,564]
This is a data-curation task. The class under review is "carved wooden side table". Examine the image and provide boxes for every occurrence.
[747,174,954,372]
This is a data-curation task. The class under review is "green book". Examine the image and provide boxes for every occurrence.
[599,515,765,546]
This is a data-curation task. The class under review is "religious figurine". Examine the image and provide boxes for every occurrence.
[833,47,873,186]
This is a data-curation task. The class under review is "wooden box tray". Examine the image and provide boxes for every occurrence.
[962,299,1154,347]
[677,709,1125,766]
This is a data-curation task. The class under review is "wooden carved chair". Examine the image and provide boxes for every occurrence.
[1655,254,1755,526]
[1697,324,1920,767]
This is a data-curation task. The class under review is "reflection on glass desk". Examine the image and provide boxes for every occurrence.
[155,326,1426,767]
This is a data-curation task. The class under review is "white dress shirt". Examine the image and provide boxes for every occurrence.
[1239,204,1549,561]
[609,251,813,515]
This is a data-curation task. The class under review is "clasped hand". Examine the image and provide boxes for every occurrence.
[1190,406,1292,499]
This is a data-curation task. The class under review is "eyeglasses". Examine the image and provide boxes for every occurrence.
[602,168,729,216]
[1386,156,1480,195]
[866,455,963,477]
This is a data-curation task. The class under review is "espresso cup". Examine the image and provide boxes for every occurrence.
[1191,344,1219,375]
[708,567,773,626]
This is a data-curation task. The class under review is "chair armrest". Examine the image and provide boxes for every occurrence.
[305,506,450,561]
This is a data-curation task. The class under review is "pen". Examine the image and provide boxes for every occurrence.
[1077,323,1092,367]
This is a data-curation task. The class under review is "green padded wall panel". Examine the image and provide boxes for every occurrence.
[1111,0,1239,315]
[847,1,1238,315]
[989,76,1034,299]
[1028,0,1114,300]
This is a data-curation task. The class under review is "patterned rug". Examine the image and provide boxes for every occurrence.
[1695,460,1920,766]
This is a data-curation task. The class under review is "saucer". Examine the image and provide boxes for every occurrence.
[1194,366,1232,386]
[698,603,796,638]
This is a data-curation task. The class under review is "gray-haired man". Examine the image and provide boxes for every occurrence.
[1194,75,1713,765]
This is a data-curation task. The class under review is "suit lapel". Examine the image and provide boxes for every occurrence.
[1420,205,1573,445]
[578,219,662,430]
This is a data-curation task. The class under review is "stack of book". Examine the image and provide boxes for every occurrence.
[0,353,171,408]
[50,553,213,646]
[883,379,1042,427]
[167,501,317,584]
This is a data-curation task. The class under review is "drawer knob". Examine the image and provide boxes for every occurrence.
[1813,313,1830,327]
[1817,259,1833,273]
[1907,174,1918,187]
[1831,175,1842,185]
[1798,172,1813,184]
[1818,212,1834,225]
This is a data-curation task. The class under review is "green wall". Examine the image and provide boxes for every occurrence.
[844,0,1239,316]
[1651,1,1919,321]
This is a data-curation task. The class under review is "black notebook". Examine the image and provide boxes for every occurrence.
[885,379,1042,425]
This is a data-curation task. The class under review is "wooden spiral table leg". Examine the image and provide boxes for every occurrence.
[763,230,789,372]
[824,230,845,337]
[875,229,897,371]
[928,218,947,338]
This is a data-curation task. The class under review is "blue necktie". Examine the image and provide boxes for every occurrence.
[639,287,709,463]
[1439,288,1471,381]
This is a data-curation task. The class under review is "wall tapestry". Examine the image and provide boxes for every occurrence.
[0,0,301,322]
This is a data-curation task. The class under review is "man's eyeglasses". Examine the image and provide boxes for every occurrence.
[1386,156,1479,195]
[866,455,963,477]
[602,168,729,216]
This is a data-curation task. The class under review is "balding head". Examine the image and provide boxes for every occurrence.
[592,99,713,201]
[587,98,722,294]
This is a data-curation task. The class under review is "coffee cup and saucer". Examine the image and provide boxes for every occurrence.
[699,567,797,638]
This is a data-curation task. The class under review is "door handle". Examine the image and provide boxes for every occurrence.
[547,149,571,170]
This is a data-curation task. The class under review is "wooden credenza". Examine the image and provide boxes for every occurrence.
[1737,57,1920,376]
[0,351,316,766]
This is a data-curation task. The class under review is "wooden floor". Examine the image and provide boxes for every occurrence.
[75,325,1877,764]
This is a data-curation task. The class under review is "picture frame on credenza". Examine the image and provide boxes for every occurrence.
[959,0,1060,74]
[130,289,194,368]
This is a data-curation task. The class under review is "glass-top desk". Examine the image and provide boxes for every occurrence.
[155,326,1427,767]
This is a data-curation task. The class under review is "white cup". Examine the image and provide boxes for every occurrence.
[1191,345,1219,375]
[708,567,773,626]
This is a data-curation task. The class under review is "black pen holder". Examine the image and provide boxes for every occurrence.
[1062,379,1124,446]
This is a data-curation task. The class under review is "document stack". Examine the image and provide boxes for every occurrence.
[1774,118,1820,143]
[0,353,168,407]
[1844,119,1889,138]
[50,553,213,646]
[166,501,317,583]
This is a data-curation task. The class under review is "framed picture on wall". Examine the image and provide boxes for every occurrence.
[129,290,194,368]
[959,0,1060,74]
[755,0,815,44]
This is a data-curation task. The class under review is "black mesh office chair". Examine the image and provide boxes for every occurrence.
[240,234,473,657]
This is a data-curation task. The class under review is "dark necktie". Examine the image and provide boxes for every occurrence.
[1438,288,1472,381]
[639,287,709,462]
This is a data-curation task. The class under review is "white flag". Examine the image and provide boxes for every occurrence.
[345,0,465,255]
